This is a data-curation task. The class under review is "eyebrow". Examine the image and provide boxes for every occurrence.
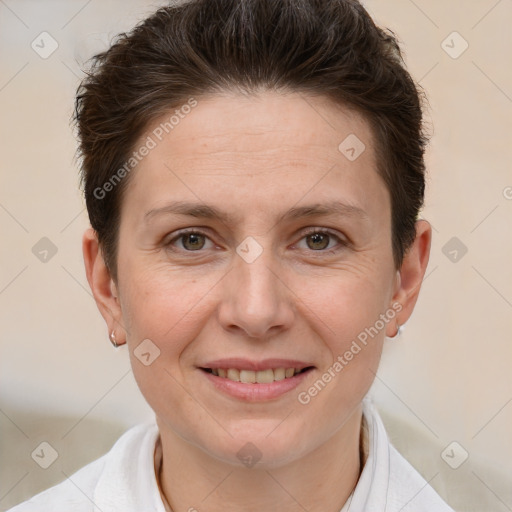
[143,200,368,225]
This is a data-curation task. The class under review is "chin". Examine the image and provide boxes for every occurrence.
[207,428,309,470]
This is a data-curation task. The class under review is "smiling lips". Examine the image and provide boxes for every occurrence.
[203,367,310,383]
[200,358,315,384]
[200,358,315,401]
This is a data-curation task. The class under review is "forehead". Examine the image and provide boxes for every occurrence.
[149,91,373,160]
[123,91,388,220]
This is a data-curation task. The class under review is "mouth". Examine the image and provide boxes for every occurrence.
[200,366,315,383]
[198,359,316,401]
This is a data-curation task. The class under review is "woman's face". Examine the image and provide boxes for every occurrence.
[100,91,416,467]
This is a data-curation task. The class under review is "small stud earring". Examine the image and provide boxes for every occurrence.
[389,322,401,339]
[109,331,119,348]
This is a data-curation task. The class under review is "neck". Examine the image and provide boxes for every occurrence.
[155,405,365,512]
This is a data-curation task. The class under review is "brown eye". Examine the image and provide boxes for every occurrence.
[295,229,346,254]
[306,232,331,250]
[181,233,206,251]
[165,229,215,254]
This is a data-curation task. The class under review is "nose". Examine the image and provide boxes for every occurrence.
[216,247,295,339]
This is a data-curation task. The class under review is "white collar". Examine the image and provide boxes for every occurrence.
[340,395,391,511]
[93,420,165,512]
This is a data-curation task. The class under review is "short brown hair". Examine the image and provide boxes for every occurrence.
[74,0,430,283]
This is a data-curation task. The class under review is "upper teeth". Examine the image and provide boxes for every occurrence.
[211,367,302,383]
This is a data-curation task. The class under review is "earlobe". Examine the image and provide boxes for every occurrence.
[386,220,432,338]
[82,227,126,345]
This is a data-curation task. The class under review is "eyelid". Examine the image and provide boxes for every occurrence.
[299,226,346,240]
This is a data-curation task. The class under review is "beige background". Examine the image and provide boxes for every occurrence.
[1,0,511,511]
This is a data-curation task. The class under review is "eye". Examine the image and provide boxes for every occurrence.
[166,230,215,252]
[164,228,346,254]
[296,229,346,252]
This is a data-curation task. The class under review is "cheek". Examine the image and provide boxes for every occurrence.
[119,257,216,342]
[119,266,210,423]
[293,266,391,344]
[293,274,387,430]
[290,267,389,401]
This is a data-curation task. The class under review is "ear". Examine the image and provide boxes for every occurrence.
[385,219,432,337]
[82,227,126,345]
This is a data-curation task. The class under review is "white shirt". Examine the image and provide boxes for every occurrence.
[7,396,455,512]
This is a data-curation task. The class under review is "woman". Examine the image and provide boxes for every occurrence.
[8,0,455,510]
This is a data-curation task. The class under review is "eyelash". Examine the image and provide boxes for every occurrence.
[165,227,347,255]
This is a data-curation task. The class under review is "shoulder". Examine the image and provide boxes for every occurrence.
[5,456,106,512]
[6,422,159,512]
[361,396,456,512]
[387,444,456,511]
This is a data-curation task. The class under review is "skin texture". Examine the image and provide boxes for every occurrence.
[83,90,431,512]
